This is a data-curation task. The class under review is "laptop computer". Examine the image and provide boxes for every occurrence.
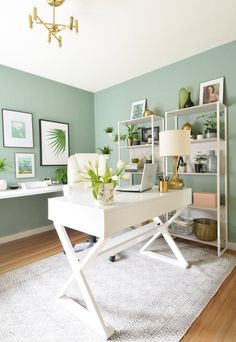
[117,163,157,192]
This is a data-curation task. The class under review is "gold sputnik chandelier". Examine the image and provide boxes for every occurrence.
[28,0,79,47]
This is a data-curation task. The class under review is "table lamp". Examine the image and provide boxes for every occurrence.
[159,130,191,189]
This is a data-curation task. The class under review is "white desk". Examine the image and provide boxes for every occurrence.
[48,188,192,339]
[0,185,63,199]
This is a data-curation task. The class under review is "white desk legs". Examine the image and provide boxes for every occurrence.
[140,208,189,268]
[53,222,115,340]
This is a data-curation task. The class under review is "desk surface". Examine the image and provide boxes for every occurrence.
[0,185,63,199]
[48,188,192,238]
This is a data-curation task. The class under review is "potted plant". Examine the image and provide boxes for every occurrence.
[125,125,141,146]
[97,145,113,159]
[179,161,187,173]
[0,158,11,191]
[198,112,217,138]
[113,133,127,143]
[193,152,207,173]
[55,166,67,184]
[104,127,113,137]
[75,160,127,205]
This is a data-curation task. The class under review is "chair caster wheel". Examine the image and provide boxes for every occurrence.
[109,256,116,262]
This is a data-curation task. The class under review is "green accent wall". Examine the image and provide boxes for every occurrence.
[94,40,236,243]
[0,64,95,238]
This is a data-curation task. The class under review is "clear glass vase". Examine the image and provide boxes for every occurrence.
[207,150,217,173]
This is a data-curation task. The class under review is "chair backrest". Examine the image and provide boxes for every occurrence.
[67,153,106,187]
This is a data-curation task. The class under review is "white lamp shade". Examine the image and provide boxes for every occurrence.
[159,130,191,156]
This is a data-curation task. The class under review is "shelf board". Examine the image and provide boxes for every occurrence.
[120,144,157,150]
[167,172,216,176]
[165,102,226,117]
[188,204,217,211]
[171,232,218,246]
[118,115,163,126]
[190,137,223,143]
[0,185,63,199]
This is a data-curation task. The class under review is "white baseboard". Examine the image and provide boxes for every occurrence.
[0,225,54,245]
[227,242,236,251]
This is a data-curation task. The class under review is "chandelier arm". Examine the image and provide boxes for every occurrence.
[36,16,61,44]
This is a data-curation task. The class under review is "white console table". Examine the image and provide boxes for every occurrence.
[0,185,63,199]
[48,188,192,339]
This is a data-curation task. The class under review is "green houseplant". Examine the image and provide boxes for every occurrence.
[104,127,114,137]
[194,152,207,173]
[198,112,217,138]
[125,125,141,146]
[0,158,11,191]
[55,166,67,184]
[97,145,113,155]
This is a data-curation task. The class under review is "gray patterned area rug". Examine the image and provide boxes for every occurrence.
[0,239,235,342]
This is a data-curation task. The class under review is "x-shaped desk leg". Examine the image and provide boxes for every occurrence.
[140,208,190,268]
[54,222,114,340]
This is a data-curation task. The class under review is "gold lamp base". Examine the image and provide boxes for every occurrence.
[168,156,184,190]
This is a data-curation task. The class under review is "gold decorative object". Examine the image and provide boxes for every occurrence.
[144,109,154,117]
[181,122,192,132]
[28,0,79,47]
[194,218,217,241]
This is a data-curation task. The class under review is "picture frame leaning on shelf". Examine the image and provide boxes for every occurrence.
[130,99,147,120]
[141,126,159,143]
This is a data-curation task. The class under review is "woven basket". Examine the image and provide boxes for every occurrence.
[194,218,217,241]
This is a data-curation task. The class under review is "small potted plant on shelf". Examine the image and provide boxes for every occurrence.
[97,145,113,159]
[179,161,187,173]
[113,133,127,143]
[193,152,207,173]
[104,127,113,137]
[198,112,217,138]
[0,158,11,191]
[125,125,141,146]
[55,166,67,184]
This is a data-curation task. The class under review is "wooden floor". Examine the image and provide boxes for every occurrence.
[0,230,235,341]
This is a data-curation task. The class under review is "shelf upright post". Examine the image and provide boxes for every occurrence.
[216,102,221,256]
[224,104,228,253]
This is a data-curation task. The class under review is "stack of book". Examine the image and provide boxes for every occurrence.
[125,163,141,172]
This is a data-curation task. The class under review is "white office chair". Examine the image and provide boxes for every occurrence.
[67,153,116,261]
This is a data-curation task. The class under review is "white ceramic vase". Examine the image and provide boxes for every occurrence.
[0,179,7,191]
[96,183,114,205]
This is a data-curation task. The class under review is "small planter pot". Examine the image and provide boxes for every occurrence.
[127,138,133,146]
[205,128,217,138]
[194,164,204,173]
[0,180,7,191]
[96,183,114,206]
[133,139,140,146]
[179,165,187,173]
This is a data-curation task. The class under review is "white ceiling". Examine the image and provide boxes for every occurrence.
[0,0,236,92]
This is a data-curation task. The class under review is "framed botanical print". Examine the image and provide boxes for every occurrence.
[2,109,34,148]
[39,119,69,166]
[15,153,35,178]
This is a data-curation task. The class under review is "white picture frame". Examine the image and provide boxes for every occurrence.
[39,119,69,166]
[2,109,34,148]
[130,99,147,120]
[199,77,224,105]
[15,153,35,178]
